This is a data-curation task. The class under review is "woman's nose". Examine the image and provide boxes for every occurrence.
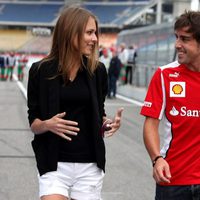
[92,33,97,42]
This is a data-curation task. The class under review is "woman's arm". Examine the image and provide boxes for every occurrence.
[31,112,80,141]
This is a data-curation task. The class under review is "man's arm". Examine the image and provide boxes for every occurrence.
[143,117,161,161]
[143,116,171,183]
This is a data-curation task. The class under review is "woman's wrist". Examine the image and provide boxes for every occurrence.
[31,118,49,134]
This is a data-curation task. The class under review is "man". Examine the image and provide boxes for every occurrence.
[107,50,121,98]
[0,54,8,81]
[125,45,137,84]
[118,43,128,84]
[6,51,16,81]
[140,11,200,199]
[17,54,28,81]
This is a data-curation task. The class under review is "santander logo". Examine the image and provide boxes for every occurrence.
[170,106,200,117]
[169,106,179,116]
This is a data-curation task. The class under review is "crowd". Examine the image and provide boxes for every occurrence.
[0,52,28,81]
[99,42,137,99]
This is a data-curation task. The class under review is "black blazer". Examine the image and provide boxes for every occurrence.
[27,58,108,176]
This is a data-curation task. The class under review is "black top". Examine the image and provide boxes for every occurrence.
[59,69,96,162]
[27,58,108,176]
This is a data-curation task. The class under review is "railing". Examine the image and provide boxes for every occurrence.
[117,22,176,88]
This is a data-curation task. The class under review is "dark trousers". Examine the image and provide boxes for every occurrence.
[108,75,117,97]
[125,64,134,84]
[155,184,200,200]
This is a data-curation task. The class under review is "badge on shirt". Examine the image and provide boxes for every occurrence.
[170,82,186,97]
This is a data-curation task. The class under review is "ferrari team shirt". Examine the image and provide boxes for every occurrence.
[141,61,200,185]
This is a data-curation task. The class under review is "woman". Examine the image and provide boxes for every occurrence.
[27,6,123,200]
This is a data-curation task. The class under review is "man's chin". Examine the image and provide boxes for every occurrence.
[177,57,185,64]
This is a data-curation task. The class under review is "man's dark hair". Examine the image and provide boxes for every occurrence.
[174,10,200,43]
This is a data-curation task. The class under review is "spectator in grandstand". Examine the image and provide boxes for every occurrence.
[125,45,137,84]
[0,53,8,81]
[118,43,128,84]
[17,53,28,81]
[27,6,123,200]
[107,50,121,99]
[141,10,200,200]
[5,51,16,81]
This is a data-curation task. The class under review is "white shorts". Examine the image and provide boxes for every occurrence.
[38,162,105,200]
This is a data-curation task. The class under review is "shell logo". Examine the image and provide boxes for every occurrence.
[170,81,185,97]
[172,84,183,94]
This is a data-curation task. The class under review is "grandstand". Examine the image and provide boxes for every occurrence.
[0,0,191,88]
[0,29,33,51]
[0,0,157,53]
[0,0,174,53]
[0,0,154,28]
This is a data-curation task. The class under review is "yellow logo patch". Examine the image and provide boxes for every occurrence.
[170,82,185,97]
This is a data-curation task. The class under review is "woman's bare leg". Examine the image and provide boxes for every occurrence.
[41,194,68,200]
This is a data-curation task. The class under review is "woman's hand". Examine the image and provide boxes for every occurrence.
[104,107,123,138]
[45,112,79,141]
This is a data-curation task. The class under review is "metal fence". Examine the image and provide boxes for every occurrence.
[117,22,176,87]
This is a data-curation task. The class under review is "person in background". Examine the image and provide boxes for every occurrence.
[27,6,123,200]
[140,10,200,200]
[99,47,111,71]
[0,53,8,81]
[107,50,121,99]
[118,43,128,84]
[6,51,16,81]
[99,44,104,57]
[125,45,137,84]
[18,53,28,81]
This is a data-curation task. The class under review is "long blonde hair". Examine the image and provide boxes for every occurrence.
[41,6,99,82]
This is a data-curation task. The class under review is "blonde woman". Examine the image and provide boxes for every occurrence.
[27,6,123,200]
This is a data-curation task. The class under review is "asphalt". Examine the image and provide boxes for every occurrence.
[117,83,146,103]
[0,79,38,200]
[0,69,155,200]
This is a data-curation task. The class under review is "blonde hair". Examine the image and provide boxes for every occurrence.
[41,6,99,82]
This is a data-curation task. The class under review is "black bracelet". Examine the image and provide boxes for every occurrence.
[152,155,163,167]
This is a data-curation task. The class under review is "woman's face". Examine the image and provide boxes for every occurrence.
[80,17,98,56]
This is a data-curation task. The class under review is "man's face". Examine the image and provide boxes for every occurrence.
[175,26,200,66]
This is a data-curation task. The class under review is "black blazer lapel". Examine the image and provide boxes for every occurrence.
[85,71,101,129]
[85,71,106,171]
[45,63,61,172]
[48,76,60,118]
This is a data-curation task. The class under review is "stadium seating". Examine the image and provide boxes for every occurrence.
[84,4,130,24]
[0,29,33,52]
[0,1,150,26]
[0,3,62,23]
[0,0,157,55]
[20,35,52,54]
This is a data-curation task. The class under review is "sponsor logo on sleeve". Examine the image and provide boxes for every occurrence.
[143,101,152,107]
[170,82,185,97]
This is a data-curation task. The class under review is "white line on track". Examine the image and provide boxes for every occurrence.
[13,74,27,100]
[116,94,143,106]
[13,73,144,107]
